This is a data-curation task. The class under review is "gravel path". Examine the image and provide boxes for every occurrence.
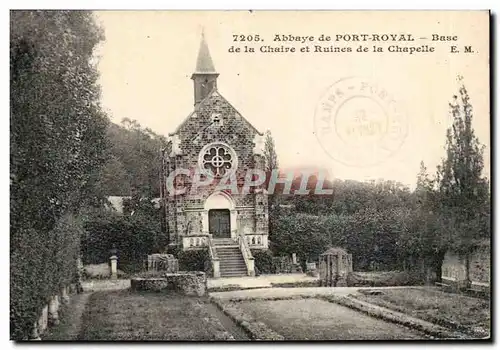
[43,282,248,341]
[42,293,91,341]
[42,280,129,340]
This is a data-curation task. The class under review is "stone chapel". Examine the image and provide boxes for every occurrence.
[161,33,269,277]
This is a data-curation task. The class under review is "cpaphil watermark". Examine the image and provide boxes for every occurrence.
[314,76,408,167]
[164,168,334,196]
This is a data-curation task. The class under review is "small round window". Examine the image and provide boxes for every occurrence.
[198,142,238,178]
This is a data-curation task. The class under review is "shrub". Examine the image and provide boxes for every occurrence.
[10,214,82,340]
[81,210,164,273]
[272,256,295,274]
[270,213,331,269]
[178,249,210,273]
[252,250,274,274]
[166,245,181,257]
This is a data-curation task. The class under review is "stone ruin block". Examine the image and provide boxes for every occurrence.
[130,271,207,296]
[166,272,207,296]
[147,253,179,273]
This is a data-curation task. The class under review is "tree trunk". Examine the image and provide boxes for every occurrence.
[434,249,447,283]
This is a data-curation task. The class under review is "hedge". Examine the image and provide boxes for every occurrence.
[251,250,274,274]
[81,210,165,273]
[10,11,107,340]
[10,214,82,340]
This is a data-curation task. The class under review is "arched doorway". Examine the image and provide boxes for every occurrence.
[202,192,237,239]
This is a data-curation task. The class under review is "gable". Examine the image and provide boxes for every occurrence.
[169,89,263,139]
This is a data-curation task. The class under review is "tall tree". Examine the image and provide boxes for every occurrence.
[10,10,108,339]
[99,119,166,198]
[436,78,490,284]
[263,129,279,173]
[263,130,279,210]
[403,161,446,280]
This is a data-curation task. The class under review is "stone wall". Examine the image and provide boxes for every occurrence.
[131,278,169,292]
[237,207,256,234]
[166,272,207,296]
[130,272,207,296]
[442,243,490,285]
[441,252,467,281]
[470,244,490,283]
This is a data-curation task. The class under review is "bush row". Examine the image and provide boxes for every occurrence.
[10,214,82,340]
[251,250,300,275]
[10,11,108,340]
[81,210,165,273]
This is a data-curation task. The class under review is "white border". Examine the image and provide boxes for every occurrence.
[3,3,497,350]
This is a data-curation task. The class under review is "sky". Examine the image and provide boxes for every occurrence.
[93,11,490,188]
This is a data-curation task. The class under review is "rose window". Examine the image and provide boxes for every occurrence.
[198,143,238,177]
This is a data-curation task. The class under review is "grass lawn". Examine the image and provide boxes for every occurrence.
[78,290,234,340]
[224,298,425,340]
[353,287,490,337]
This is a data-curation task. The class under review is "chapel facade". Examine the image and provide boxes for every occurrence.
[161,34,269,276]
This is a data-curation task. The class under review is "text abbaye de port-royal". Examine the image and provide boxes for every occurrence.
[272,33,457,42]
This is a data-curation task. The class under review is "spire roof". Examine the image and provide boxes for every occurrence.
[193,30,217,74]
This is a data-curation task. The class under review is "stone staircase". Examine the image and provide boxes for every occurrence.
[214,241,248,278]
[213,238,236,247]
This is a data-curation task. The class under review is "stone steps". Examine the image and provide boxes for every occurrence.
[215,246,248,277]
[218,256,246,261]
[213,238,238,246]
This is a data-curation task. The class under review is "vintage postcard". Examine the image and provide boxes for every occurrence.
[10,10,490,341]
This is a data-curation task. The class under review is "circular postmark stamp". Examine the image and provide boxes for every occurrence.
[314,76,408,167]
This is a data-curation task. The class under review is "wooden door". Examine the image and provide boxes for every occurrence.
[209,209,231,238]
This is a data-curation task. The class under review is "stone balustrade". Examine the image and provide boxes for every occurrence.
[181,234,268,250]
[238,233,255,276]
[207,235,220,278]
[182,234,209,250]
[244,234,268,249]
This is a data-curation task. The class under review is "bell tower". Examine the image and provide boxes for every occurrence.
[191,31,219,105]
